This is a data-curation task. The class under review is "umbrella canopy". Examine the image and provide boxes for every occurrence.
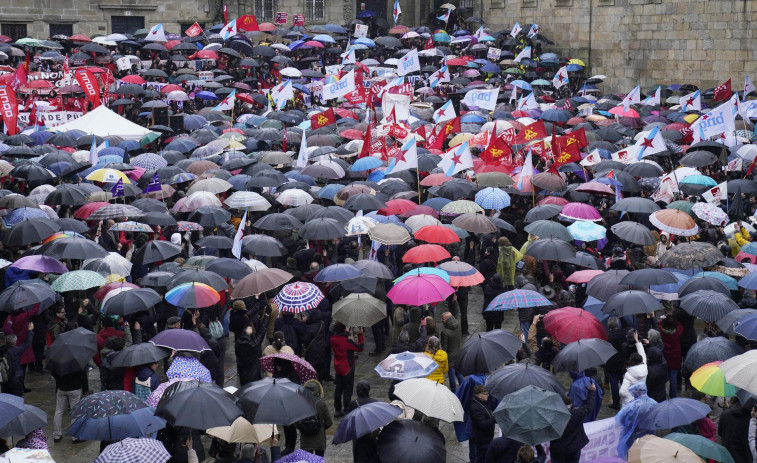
[165,355,212,382]
[273,282,324,313]
[0,403,46,437]
[486,289,551,311]
[236,377,317,425]
[68,406,166,442]
[374,351,439,380]
[206,417,275,444]
[680,290,739,322]
[640,397,712,430]
[543,307,607,343]
[71,390,146,420]
[659,241,722,269]
[0,279,58,312]
[454,329,522,376]
[683,337,743,372]
[393,378,464,422]
[333,402,402,444]
[45,327,97,375]
[102,288,162,316]
[231,268,293,298]
[602,290,662,316]
[376,420,446,463]
[664,433,735,463]
[628,435,703,463]
[155,380,242,429]
[0,394,26,431]
[94,438,171,463]
[260,352,317,383]
[691,361,738,397]
[165,282,220,308]
[525,238,575,260]
[50,270,106,292]
[486,362,565,400]
[494,385,571,445]
[720,351,757,396]
[620,268,678,288]
[552,338,617,372]
[387,274,454,305]
[332,293,386,327]
[150,329,210,352]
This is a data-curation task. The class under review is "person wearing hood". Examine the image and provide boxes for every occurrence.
[619,330,648,406]
[496,237,523,289]
[391,317,428,354]
[550,381,597,463]
[483,274,506,331]
[401,306,423,344]
[567,370,603,423]
[235,306,270,386]
[424,336,449,384]
[659,315,683,399]
[656,232,672,259]
[720,396,753,463]
[644,344,668,403]
[615,382,657,458]
[301,309,327,381]
[605,317,627,410]
[330,321,363,417]
[347,381,381,463]
[298,379,332,457]
[273,311,305,355]
[441,307,462,392]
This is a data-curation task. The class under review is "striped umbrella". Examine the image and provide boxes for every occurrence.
[273,282,324,314]
[485,289,551,311]
[224,191,272,210]
[131,153,168,170]
[51,270,107,292]
[88,204,145,221]
[165,282,220,308]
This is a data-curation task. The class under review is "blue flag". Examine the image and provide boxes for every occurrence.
[111,179,124,198]
[143,172,161,193]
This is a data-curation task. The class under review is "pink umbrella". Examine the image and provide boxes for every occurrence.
[463,69,480,78]
[574,181,614,195]
[560,202,602,221]
[608,106,640,118]
[566,270,604,284]
[145,378,192,407]
[387,274,454,306]
[260,352,317,383]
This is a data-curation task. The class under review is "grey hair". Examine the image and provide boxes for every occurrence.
[5,334,17,346]
[426,336,441,353]
[647,329,662,347]
[607,317,619,329]
[239,444,257,460]
[399,331,409,343]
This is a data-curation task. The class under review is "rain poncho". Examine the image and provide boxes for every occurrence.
[453,374,487,443]
[568,371,603,423]
[615,382,657,458]
[496,245,523,287]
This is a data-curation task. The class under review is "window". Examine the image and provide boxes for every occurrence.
[111,15,145,35]
[306,0,325,20]
[458,0,473,7]
[49,24,73,38]
[254,0,276,20]
[1,24,28,41]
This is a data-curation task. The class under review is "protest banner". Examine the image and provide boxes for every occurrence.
[275,12,288,24]
[292,14,305,26]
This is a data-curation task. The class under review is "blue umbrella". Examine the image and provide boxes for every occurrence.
[333,402,402,444]
[583,296,609,322]
[461,113,486,123]
[510,80,532,91]
[395,267,450,284]
[566,64,583,71]
[475,187,511,210]
[568,221,607,242]
[4,207,48,226]
[30,131,52,145]
[422,197,451,211]
[196,91,219,100]
[374,351,439,380]
[639,398,711,430]
[289,40,306,50]
[314,263,363,282]
[118,140,140,151]
[351,157,383,171]
[0,393,25,430]
[312,34,336,43]
[481,63,500,73]
[692,271,738,290]
[354,38,375,47]
[316,183,344,200]
[733,313,757,340]
[99,147,125,158]
[285,171,316,185]
[649,272,690,300]
[738,271,757,290]
[540,109,573,122]
[48,161,72,176]
[68,407,165,441]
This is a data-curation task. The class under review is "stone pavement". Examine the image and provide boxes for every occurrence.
[22,287,616,462]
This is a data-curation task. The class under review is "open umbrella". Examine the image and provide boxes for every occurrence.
[0,279,58,312]
[236,377,317,425]
[494,385,571,445]
[165,282,220,308]
[610,221,656,245]
[0,393,26,430]
[485,289,551,311]
[332,293,386,327]
[102,288,162,316]
[486,362,565,400]
[543,307,607,343]
[683,337,743,372]
[664,433,735,463]
[628,435,702,463]
[437,260,485,287]
[0,404,46,437]
[150,329,210,352]
[620,268,678,288]
[333,402,402,444]
[206,417,275,444]
[680,290,738,322]
[45,327,97,375]
[393,378,464,422]
[231,268,293,298]
[640,397,712,430]
[131,240,181,266]
[273,282,324,313]
[376,420,445,463]
[387,274,454,306]
[166,355,212,382]
[552,338,617,373]
[602,290,661,316]
[68,406,166,442]
[586,270,630,301]
[525,238,575,260]
[94,438,171,463]
[260,352,317,383]
[374,351,439,380]
[454,329,522,376]
[155,380,242,429]
[690,361,738,397]
[71,390,146,421]
[659,241,722,269]
[112,343,170,368]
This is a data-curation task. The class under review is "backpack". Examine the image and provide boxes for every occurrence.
[0,356,9,383]
[209,320,224,339]
[295,414,321,435]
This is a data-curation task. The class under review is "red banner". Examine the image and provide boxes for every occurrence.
[370,138,388,160]
[555,126,588,149]
[552,139,582,168]
[514,119,547,145]
[310,107,336,129]
[238,15,260,32]
[74,69,100,108]
[275,12,289,24]
[479,136,513,166]
[498,127,516,145]
[389,124,409,139]
[292,14,305,26]
[185,22,203,37]
[0,85,19,135]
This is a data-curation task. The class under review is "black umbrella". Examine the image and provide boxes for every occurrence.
[111,342,169,368]
[131,240,182,266]
[678,276,731,298]
[139,212,178,227]
[619,268,678,288]
[204,258,253,280]
[4,218,60,246]
[610,197,660,214]
[102,288,162,316]
[36,236,109,259]
[717,308,757,334]
[44,184,89,206]
[284,204,325,222]
[526,238,575,261]
[155,380,242,429]
[141,271,177,287]
[486,363,565,400]
[196,235,234,250]
[0,394,26,430]
[680,290,739,322]
[253,213,303,231]
[310,206,354,224]
[343,193,386,212]
[455,329,523,376]
[586,270,630,301]
[131,198,169,213]
[54,218,89,233]
[682,337,743,372]
[0,279,58,313]
[523,204,562,223]
[46,327,97,375]
[610,222,656,245]
[377,420,445,463]
[236,377,317,425]
[658,241,722,270]
[552,338,617,373]
[0,404,47,437]
[299,218,346,240]
[188,206,231,227]
[563,251,605,270]
[241,235,287,257]
[170,269,228,291]
[601,290,662,316]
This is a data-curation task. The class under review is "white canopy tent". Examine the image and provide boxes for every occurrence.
[52,105,155,141]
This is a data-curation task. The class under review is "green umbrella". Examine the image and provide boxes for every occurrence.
[493,385,571,445]
[15,38,41,47]
[524,220,572,241]
[139,131,161,147]
[504,67,524,75]
[50,270,107,292]
[666,200,695,216]
[664,433,735,463]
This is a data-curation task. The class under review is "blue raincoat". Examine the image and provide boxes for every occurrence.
[615,382,657,458]
[568,371,603,423]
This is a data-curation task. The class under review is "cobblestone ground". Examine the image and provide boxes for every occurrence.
[27,286,623,462]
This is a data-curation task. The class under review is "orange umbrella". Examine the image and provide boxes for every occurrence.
[649,209,699,237]
[402,244,451,264]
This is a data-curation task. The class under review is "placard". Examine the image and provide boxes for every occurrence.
[292,14,305,26]
[18,111,83,127]
[274,12,289,24]
[487,47,502,60]
[354,24,368,38]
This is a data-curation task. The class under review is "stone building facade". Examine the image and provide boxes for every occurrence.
[477,0,757,90]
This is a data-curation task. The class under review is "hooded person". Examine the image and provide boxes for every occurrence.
[298,379,332,457]
[401,307,423,344]
[235,306,271,386]
[615,382,658,458]
[496,237,523,288]
[567,370,603,423]
[301,309,327,381]
[644,344,669,403]
[347,381,381,463]
[483,274,506,331]
[619,330,647,406]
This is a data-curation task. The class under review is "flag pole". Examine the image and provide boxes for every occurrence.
[416,168,422,206]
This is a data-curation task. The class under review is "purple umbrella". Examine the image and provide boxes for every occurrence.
[274,449,324,463]
[11,255,68,274]
[150,329,210,353]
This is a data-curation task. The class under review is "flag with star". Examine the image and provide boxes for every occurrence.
[440,141,473,177]
[634,126,667,160]
[220,18,238,41]
[745,74,755,99]
[270,80,293,110]
[146,24,167,42]
[642,87,660,106]
[386,136,418,174]
[679,89,701,112]
[552,66,569,89]
[430,65,450,88]
[474,26,486,41]
[513,46,531,64]
[527,24,539,38]
[433,100,455,124]
[212,89,236,111]
[621,84,640,111]
[393,0,401,24]
[510,22,522,37]
[517,91,539,111]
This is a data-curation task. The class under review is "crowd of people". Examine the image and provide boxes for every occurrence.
[0,6,756,463]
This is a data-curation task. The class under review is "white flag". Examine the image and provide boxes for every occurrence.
[232,208,247,259]
[220,18,238,41]
[439,141,473,177]
[552,66,569,90]
[341,47,356,65]
[146,24,166,42]
[518,92,539,111]
[212,89,236,111]
[652,179,674,204]
[702,182,728,204]
[745,74,755,100]
[322,70,356,100]
[641,87,660,106]
[691,97,736,141]
[429,66,449,88]
[296,130,309,168]
[580,149,602,167]
[386,137,418,174]
[679,90,701,112]
[510,22,522,37]
[397,49,420,76]
[621,85,640,111]
[270,81,293,109]
[433,100,455,124]
[462,88,499,111]
[513,46,531,64]
[634,126,667,160]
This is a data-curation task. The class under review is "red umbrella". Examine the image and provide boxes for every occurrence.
[94,282,140,301]
[160,84,183,94]
[538,197,569,206]
[304,40,325,48]
[402,244,451,264]
[420,173,448,187]
[608,106,640,118]
[121,75,146,85]
[0,35,12,43]
[339,129,364,140]
[565,270,604,284]
[414,225,460,244]
[258,22,277,32]
[26,80,53,89]
[73,202,110,219]
[378,199,417,216]
[69,34,92,42]
[165,40,182,49]
[400,206,438,219]
[335,108,358,120]
[543,307,607,344]
[194,49,218,60]
[260,352,317,383]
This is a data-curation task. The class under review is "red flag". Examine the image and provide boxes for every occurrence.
[73,69,101,108]
[185,22,203,37]
[554,127,588,151]
[0,85,20,135]
[424,37,434,50]
[238,15,261,32]
[370,137,388,161]
[429,117,460,150]
[413,124,427,141]
[282,127,287,152]
[10,64,26,92]
[552,139,582,168]
[359,121,372,158]
[479,136,513,166]
[386,106,397,124]
[497,127,516,145]
[745,155,757,178]
[310,107,337,129]
[713,78,732,102]
[514,119,547,144]
[425,125,439,149]
[563,98,573,111]
[63,55,70,74]
[223,3,228,24]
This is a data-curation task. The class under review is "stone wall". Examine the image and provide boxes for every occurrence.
[481,0,757,92]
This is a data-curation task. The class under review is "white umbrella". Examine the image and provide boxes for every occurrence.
[345,216,378,235]
[224,191,271,211]
[280,67,302,78]
[83,252,133,277]
[721,350,757,396]
[182,191,222,209]
[405,215,442,233]
[244,259,268,271]
[167,90,189,101]
[393,378,464,422]
[276,189,313,207]
[207,417,274,443]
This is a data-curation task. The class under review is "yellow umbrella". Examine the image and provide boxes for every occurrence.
[105,274,126,283]
[227,140,246,150]
[219,132,246,142]
[85,168,132,184]
[206,417,274,444]
[683,114,699,124]
[568,58,585,66]
[449,133,474,147]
